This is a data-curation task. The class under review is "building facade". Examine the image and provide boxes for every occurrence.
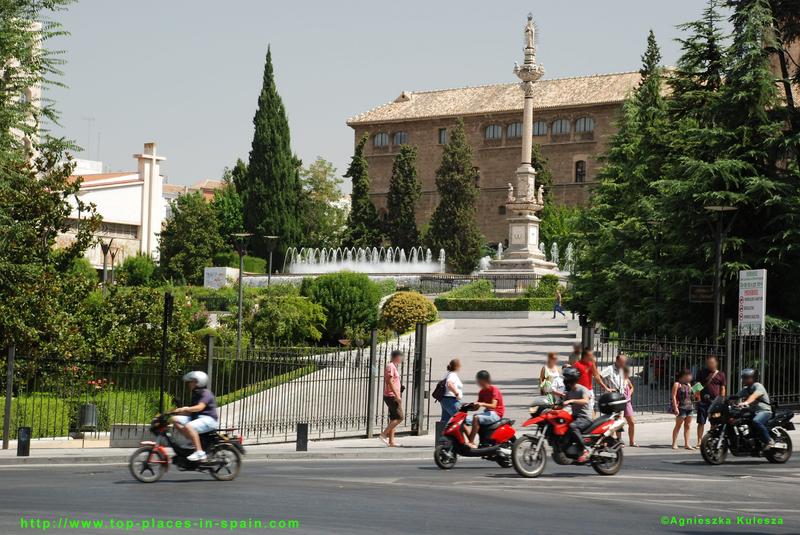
[347,72,641,244]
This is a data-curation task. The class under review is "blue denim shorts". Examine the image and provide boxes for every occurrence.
[467,410,500,426]
[676,408,694,418]
[174,415,218,434]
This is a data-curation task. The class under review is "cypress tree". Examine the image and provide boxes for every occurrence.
[385,144,421,250]
[425,119,482,274]
[344,134,383,248]
[241,47,302,265]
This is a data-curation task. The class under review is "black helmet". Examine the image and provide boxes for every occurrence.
[476,370,491,382]
[740,368,757,380]
[563,367,581,385]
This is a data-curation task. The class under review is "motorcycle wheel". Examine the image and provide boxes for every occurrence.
[209,443,242,481]
[434,438,458,470]
[512,436,546,478]
[129,447,167,483]
[700,432,727,465]
[765,429,792,464]
[591,437,623,476]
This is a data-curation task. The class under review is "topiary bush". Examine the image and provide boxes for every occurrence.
[441,279,494,299]
[380,291,437,333]
[302,272,380,343]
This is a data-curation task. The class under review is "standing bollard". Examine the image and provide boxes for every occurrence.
[296,423,309,452]
[17,427,31,457]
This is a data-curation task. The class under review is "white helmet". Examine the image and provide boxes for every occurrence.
[182,370,208,388]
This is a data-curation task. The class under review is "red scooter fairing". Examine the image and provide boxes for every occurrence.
[434,403,517,469]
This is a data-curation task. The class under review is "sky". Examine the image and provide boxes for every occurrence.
[47,0,726,191]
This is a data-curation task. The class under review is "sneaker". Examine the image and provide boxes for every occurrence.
[762,440,776,452]
[187,450,207,462]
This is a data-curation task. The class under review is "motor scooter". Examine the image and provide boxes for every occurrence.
[434,403,516,469]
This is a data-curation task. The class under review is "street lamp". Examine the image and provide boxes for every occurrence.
[100,238,114,296]
[704,205,738,340]
[231,232,253,359]
[264,235,279,286]
[109,247,120,286]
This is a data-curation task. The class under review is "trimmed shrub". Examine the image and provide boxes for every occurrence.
[441,280,494,299]
[251,296,326,346]
[117,254,157,286]
[375,278,397,297]
[213,251,267,274]
[434,297,556,312]
[380,291,437,333]
[302,272,380,343]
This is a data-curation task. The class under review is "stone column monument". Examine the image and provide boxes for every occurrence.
[489,14,558,275]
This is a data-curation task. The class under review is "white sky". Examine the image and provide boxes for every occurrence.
[48,0,726,192]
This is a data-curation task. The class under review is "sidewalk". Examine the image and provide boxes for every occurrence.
[4,419,785,466]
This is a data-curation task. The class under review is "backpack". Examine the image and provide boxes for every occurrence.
[432,373,450,403]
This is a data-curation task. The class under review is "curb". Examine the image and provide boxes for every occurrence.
[0,448,432,467]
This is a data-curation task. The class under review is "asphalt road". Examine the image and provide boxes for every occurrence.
[0,452,798,535]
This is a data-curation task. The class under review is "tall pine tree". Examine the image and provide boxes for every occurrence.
[425,120,482,274]
[344,134,383,248]
[385,145,421,250]
[241,47,302,265]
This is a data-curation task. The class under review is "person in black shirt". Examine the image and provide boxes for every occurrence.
[695,355,726,447]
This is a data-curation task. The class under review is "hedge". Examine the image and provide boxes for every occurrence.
[441,280,494,299]
[434,297,555,311]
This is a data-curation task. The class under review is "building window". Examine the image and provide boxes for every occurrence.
[552,119,571,135]
[484,124,502,140]
[575,160,586,183]
[393,131,408,145]
[507,122,523,138]
[533,121,548,136]
[575,117,595,133]
[438,128,447,145]
[373,132,389,147]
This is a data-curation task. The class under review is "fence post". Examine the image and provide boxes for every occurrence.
[160,292,174,414]
[413,323,428,436]
[205,335,214,388]
[365,329,378,438]
[725,318,733,397]
[2,345,14,450]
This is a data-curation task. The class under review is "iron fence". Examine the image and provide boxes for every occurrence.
[1,325,431,447]
[592,326,800,414]
[412,273,544,295]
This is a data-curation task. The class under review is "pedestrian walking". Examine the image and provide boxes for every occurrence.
[573,348,610,415]
[539,352,565,403]
[694,355,726,448]
[671,368,695,450]
[379,350,404,447]
[553,288,566,318]
[440,359,463,422]
[567,342,582,366]
[622,366,637,447]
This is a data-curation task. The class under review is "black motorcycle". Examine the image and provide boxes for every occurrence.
[700,396,794,465]
[129,413,245,483]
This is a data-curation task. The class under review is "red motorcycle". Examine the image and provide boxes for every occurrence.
[434,403,516,469]
[511,392,627,478]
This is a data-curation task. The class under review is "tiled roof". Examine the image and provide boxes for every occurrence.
[191,179,224,190]
[68,171,138,184]
[347,71,643,125]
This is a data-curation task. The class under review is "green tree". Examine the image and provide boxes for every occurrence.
[117,253,157,286]
[298,157,348,249]
[425,119,483,274]
[302,272,380,343]
[250,296,326,346]
[240,47,302,266]
[159,192,223,285]
[213,162,245,245]
[385,145,421,249]
[344,134,383,248]
[531,144,553,200]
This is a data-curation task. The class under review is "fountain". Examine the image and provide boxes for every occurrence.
[283,246,444,274]
[550,242,559,268]
[564,242,575,274]
[497,242,504,260]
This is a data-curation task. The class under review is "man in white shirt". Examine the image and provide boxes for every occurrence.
[600,353,628,394]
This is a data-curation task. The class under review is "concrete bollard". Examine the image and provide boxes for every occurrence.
[296,423,308,452]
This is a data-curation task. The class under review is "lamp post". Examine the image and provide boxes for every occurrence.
[231,233,253,359]
[100,238,114,296]
[109,247,119,286]
[705,205,738,340]
[264,235,278,286]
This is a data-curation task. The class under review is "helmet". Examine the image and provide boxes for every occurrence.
[562,367,581,385]
[740,368,757,381]
[182,370,208,388]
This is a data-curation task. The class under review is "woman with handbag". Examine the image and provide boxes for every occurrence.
[439,359,463,422]
[539,352,565,404]
[670,368,695,450]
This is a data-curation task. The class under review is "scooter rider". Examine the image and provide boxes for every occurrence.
[562,367,592,463]
[170,371,219,461]
[735,368,774,451]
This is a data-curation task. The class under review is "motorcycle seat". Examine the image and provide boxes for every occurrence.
[485,418,514,431]
[584,414,613,434]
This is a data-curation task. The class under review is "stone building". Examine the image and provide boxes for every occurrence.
[347,71,642,243]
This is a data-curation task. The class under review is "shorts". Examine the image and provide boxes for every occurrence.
[467,410,500,427]
[384,396,404,421]
[173,414,218,434]
[676,408,694,418]
[696,401,711,425]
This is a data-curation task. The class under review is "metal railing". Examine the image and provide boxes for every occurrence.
[412,273,544,295]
